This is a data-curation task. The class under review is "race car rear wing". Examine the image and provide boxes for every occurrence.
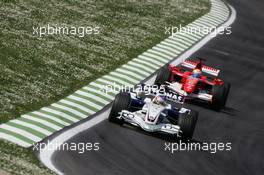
[181,60,220,77]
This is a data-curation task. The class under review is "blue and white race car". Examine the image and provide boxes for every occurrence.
[108,85,198,140]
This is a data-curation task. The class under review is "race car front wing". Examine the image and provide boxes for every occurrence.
[118,110,181,136]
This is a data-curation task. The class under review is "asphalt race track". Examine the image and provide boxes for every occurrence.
[52,0,264,174]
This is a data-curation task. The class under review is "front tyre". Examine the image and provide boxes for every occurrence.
[178,110,198,140]
[108,92,131,125]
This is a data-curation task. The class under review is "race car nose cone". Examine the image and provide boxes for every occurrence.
[183,77,199,93]
[184,86,194,93]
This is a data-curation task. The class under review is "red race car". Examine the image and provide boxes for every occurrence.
[155,58,230,110]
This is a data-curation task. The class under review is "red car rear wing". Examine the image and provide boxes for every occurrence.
[181,60,220,77]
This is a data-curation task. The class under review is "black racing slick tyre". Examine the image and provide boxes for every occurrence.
[223,82,231,106]
[155,66,171,85]
[108,92,131,124]
[178,110,198,140]
[211,85,226,111]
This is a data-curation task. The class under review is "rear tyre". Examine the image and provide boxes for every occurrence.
[211,85,226,111]
[178,110,198,140]
[155,66,171,85]
[223,82,231,106]
[108,92,131,125]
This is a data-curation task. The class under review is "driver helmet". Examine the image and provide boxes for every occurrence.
[192,69,202,78]
[153,95,166,105]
